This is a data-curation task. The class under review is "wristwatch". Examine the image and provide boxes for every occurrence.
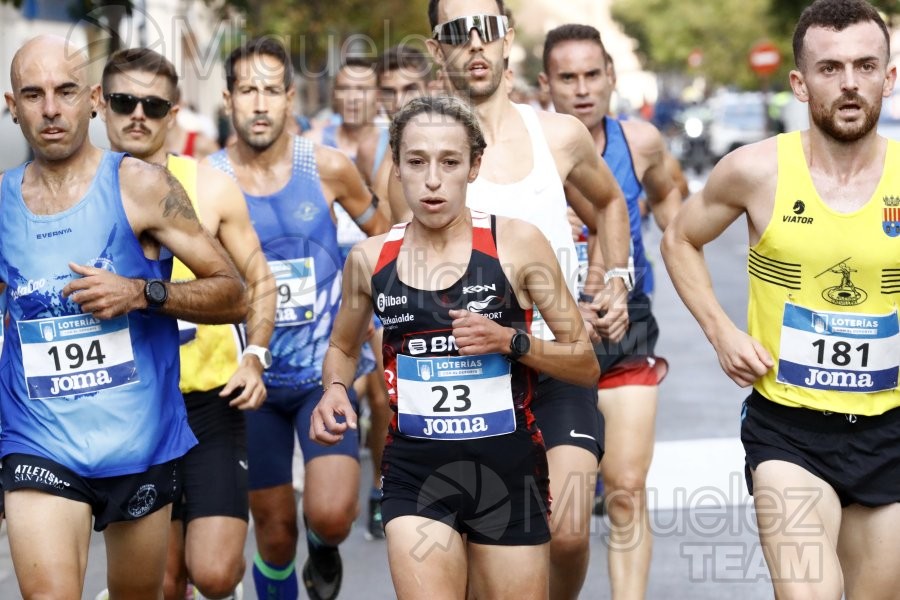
[508,329,530,361]
[243,345,273,369]
[144,279,168,309]
[603,267,635,292]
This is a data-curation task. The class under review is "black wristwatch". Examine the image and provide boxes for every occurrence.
[144,279,168,309]
[508,329,530,361]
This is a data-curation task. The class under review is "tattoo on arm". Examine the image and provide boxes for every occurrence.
[161,171,200,222]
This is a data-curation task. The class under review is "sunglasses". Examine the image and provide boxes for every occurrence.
[432,14,509,46]
[104,93,173,119]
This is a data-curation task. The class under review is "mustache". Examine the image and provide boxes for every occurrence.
[833,92,867,108]
[124,123,151,134]
[245,115,273,127]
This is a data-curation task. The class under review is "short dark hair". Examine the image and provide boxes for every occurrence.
[102,48,180,102]
[341,55,376,72]
[542,24,606,74]
[224,37,294,93]
[376,45,431,84]
[389,95,486,165]
[793,0,890,68]
[428,0,506,30]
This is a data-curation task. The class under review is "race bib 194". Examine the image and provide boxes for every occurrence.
[776,303,900,393]
[396,353,515,440]
[18,314,140,399]
[270,258,317,327]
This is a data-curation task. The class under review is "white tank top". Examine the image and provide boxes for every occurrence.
[467,103,577,339]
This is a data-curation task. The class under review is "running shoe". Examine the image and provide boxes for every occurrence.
[302,546,342,600]
[365,495,385,541]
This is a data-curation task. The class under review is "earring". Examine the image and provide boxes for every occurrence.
[91,110,97,119]
[12,116,17,124]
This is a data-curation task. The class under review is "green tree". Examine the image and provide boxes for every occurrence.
[612,0,790,90]
[769,0,899,35]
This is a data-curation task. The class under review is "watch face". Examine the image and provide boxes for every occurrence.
[147,280,167,305]
[512,332,530,356]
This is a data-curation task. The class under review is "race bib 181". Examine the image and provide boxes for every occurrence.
[776,303,900,393]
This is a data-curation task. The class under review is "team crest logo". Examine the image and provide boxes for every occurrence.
[883,196,900,237]
[816,258,867,306]
[294,201,320,222]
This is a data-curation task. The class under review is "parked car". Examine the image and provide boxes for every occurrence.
[707,92,769,161]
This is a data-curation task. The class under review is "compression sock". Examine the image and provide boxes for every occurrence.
[252,552,298,600]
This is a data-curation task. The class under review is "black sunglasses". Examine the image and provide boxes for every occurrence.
[104,93,173,119]
[432,14,509,46]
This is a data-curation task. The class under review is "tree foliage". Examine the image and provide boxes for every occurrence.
[612,0,791,90]
[768,0,899,35]
[613,0,900,91]
[206,0,431,74]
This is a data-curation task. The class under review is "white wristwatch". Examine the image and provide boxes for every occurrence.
[242,345,272,369]
[604,267,635,292]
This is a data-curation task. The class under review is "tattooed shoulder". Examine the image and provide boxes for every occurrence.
[161,170,199,222]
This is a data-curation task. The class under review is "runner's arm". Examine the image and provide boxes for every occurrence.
[203,165,276,408]
[317,146,389,236]
[312,241,379,444]
[562,118,631,342]
[629,122,682,231]
[660,148,773,386]
[452,219,599,387]
[64,159,246,324]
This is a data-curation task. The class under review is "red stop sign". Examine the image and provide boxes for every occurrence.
[749,41,781,77]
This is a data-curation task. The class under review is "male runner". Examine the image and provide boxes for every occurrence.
[662,1,900,597]
[100,47,276,600]
[0,35,245,599]
[541,24,680,599]
[213,38,388,600]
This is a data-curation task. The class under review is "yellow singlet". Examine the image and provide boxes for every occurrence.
[167,154,243,394]
[749,132,900,416]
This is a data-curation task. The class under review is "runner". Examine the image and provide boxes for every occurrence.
[311,94,600,600]
[662,1,900,597]
[415,2,632,597]
[100,47,276,600]
[0,34,245,599]
[541,24,680,599]
[212,37,388,600]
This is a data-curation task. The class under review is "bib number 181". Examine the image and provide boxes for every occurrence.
[811,340,869,368]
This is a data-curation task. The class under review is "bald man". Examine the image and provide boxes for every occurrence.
[1,36,246,599]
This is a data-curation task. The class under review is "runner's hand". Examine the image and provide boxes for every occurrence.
[577,302,603,344]
[310,384,358,445]
[221,360,267,410]
[589,280,629,343]
[62,263,143,319]
[450,309,511,355]
[712,326,774,387]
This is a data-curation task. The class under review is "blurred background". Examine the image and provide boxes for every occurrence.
[2,0,900,172]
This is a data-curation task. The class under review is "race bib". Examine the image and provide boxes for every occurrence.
[18,314,140,399]
[270,258,317,327]
[575,240,589,294]
[396,353,515,440]
[776,303,900,393]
